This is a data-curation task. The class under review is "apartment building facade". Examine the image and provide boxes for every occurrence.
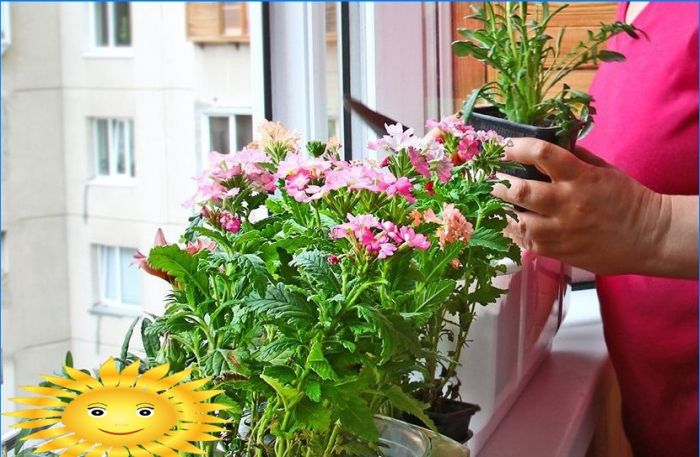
[0,2,271,432]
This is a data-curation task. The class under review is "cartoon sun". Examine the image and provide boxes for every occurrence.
[6,358,230,457]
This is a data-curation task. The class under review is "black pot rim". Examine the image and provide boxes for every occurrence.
[469,105,561,134]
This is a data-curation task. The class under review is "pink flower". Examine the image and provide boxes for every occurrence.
[455,134,480,165]
[133,229,175,283]
[408,148,430,179]
[426,117,475,138]
[377,242,397,259]
[185,239,217,254]
[425,204,474,249]
[184,146,275,208]
[397,226,430,250]
[330,214,430,260]
[219,210,242,234]
[368,123,420,153]
[327,254,340,265]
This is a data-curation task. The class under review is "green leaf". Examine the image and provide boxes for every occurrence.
[260,374,300,408]
[263,365,297,384]
[307,341,338,381]
[141,317,160,358]
[148,245,208,293]
[64,351,74,368]
[304,379,322,402]
[598,50,626,62]
[294,397,332,432]
[336,396,379,441]
[290,250,341,293]
[118,318,139,369]
[469,228,510,252]
[413,280,456,316]
[383,386,436,432]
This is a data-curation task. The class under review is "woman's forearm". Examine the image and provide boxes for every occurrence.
[645,194,699,279]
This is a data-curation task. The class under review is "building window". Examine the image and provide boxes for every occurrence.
[93,2,131,47]
[96,245,141,306]
[204,113,253,155]
[92,118,135,178]
[186,3,249,44]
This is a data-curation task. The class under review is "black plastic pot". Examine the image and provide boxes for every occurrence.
[466,106,578,182]
[404,398,480,444]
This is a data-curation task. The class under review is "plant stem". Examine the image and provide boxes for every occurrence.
[322,421,342,457]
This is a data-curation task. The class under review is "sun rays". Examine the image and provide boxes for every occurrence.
[6,358,230,457]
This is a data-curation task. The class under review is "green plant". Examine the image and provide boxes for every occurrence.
[453,2,638,137]
[122,118,518,456]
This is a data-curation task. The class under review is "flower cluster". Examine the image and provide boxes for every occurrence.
[184,148,275,208]
[422,203,474,249]
[254,120,301,162]
[331,214,430,260]
[426,117,507,166]
[276,154,415,203]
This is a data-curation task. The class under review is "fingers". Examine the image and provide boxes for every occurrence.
[571,146,611,168]
[493,173,559,215]
[505,211,560,255]
[505,137,582,181]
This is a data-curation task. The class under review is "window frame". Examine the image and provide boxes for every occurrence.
[84,2,133,58]
[91,117,135,181]
[1,2,10,56]
[94,245,141,309]
[200,109,253,164]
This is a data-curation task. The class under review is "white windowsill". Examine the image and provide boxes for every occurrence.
[478,289,608,457]
[90,302,141,318]
[82,47,134,60]
[88,176,137,188]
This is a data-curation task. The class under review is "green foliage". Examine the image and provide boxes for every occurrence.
[453,2,638,137]
[119,114,520,456]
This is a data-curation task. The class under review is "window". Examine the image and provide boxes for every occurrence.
[92,118,135,178]
[96,245,141,306]
[93,2,131,47]
[186,3,249,43]
[203,113,253,155]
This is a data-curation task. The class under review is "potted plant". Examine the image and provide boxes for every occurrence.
[452,2,639,181]
[366,118,520,442]
[7,118,516,456]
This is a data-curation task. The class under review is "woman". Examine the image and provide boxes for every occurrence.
[492,3,698,456]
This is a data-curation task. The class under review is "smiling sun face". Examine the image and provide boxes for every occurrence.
[6,359,230,457]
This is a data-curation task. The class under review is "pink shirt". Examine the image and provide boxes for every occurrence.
[579,3,698,456]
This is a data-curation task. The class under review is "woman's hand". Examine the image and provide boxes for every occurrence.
[492,137,698,278]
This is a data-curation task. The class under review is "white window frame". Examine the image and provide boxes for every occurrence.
[91,117,135,181]
[84,2,133,59]
[200,109,253,166]
[94,245,141,309]
[267,3,453,160]
[1,2,10,56]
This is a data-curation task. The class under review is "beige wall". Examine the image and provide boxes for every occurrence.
[0,2,259,434]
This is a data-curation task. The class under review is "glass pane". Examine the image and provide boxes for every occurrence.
[235,115,253,151]
[94,2,109,46]
[209,116,230,154]
[222,3,244,37]
[113,120,126,175]
[95,119,109,175]
[113,2,131,46]
[100,246,117,301]
[119,248,141,305]
[325,3,341,140]
[128,120,135,177]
